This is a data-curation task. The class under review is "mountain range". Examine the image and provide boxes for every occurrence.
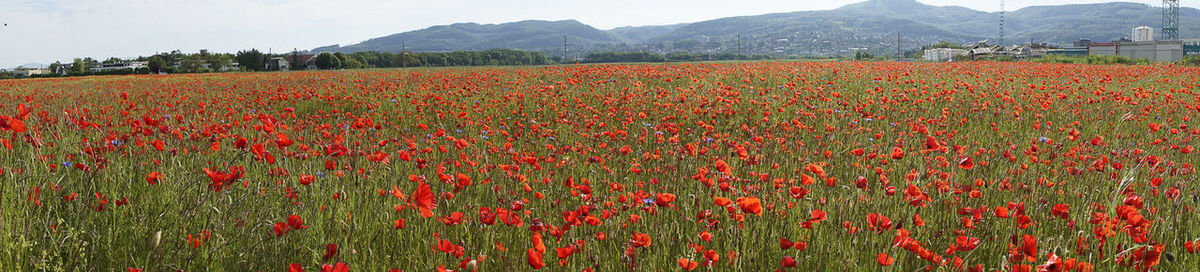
[312,0,1200,57]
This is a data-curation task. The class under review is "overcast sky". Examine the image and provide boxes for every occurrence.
[0,0,1186,68]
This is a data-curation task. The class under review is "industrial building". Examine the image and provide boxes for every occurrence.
[1046,47,1088,57]
[1088,40,1184,62]
[1082,25,1187,62]
[1182,39,1200,56]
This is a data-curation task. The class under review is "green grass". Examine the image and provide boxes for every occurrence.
[2,61,1198,271]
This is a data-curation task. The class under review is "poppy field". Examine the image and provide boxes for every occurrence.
[2,61,1200,271]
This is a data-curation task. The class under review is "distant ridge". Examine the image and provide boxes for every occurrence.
[313,1,1200,56]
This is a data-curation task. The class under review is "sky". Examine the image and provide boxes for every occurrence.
[0,0,1189,68]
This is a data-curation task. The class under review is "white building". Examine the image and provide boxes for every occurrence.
[91,61,148,72]
[923,48,969,62]
[12,67,51,76]
[1133,26,1155,42]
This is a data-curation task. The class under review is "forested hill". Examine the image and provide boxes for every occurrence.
[313,0,1200,57]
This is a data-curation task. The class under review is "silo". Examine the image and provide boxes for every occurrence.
[1134,26,1155,42]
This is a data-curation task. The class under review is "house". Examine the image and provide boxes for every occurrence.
[91,61,148,72]
[284,54,318,70]
[267,57,289,71]
[198,61,237,72]
[54,64,74,75]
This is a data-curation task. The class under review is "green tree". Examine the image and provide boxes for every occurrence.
[236,49,266,71]
[147,55,166,73]
[82,58,99,71]
[333,53,348,69]
[855,51,874,60]
[206,53,233,72]
[179,55,206,73]
[929,41,966,49]
[342,57,365,69]
[314,53,340,69]
[71,58,87,74]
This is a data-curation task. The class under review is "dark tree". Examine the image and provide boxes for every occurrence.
[147,55,166,73]
[236,49,267,71]
[315,53,341,69]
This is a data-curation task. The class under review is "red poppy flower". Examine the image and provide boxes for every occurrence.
[1051,204,1069,219]
[526,248,545,269]
[713,197,732,207]
[794,241,808,251]
[781,256,797,268]
[275,133,293,147]
[274,222,289,236]
[678,257,698,270]
[924,136,941,150]
[631,232,652,248]
[1021,234,1038,262]
[299,174,315,186]
[320,263,348,272]
[736,197,762,216]
[323,243,338,260]
[877,253,894,266]
[891,146,905,160]
[145,171,163,184]
[654,193,676,207]
[202,165,244,192]
[412,182,435,218]
[555,246,575,260]
[287,214,306,230]
[958,157,975,169]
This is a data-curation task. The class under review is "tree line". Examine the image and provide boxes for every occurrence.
[304,49,555,70]
[5,48,810,80]
[581,51,777,63]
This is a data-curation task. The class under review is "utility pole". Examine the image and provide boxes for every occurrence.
[563,35,569,61]
[401,41,407,68]
[999,0,1006,46]
[897,32,902,60]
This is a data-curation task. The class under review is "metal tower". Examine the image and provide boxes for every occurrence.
[999,0,1005,45]
[1163,0,1180,41]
